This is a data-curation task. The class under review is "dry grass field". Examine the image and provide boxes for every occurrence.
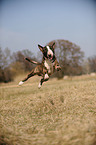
[0,74,96,145]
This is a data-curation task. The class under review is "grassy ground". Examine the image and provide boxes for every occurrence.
[0,74,96,145]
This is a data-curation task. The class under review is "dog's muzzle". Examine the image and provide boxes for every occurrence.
[48,54,52,58]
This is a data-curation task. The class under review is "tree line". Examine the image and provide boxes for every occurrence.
[0,39,96,83]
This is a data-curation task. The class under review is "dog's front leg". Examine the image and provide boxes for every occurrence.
[38,73,49,89]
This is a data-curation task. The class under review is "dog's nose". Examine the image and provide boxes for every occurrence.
[48,54,51,58]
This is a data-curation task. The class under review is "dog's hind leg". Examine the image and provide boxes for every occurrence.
[38,73,49,88]
[19,69,35,86]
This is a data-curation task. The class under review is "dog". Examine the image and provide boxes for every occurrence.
[19,43,61,88]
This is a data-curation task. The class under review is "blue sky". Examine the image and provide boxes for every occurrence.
[0,0,96,57]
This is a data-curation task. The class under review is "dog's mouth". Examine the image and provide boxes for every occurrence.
[48,54,53,60]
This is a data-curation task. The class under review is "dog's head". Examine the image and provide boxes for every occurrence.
[38,43,55,61]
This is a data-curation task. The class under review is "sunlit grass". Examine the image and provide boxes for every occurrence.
[0,74,96,145]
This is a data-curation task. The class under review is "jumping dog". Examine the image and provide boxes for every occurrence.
[19,43,61,88]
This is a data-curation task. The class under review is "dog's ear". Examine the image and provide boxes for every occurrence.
[38,44,44,52]
[52,42,55,49]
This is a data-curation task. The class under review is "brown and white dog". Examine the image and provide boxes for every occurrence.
[19,43,61,88]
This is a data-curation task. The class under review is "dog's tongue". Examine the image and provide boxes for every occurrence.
[49,57,52,60]
[47,54,53,60]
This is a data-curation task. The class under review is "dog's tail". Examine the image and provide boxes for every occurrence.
[25,58,41,65]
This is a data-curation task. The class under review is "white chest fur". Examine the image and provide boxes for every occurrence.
[44,60,54,74]
[44,60,50,70]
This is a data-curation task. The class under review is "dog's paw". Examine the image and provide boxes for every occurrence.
[44,73,49,80]
[56,65,61,71]
[19,81,24,86]
[38,83,42,89]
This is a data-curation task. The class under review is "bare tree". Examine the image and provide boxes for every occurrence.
[0,47,11,69]
[88,56,96,73]
[11,49,36,72]
[83,59,91,74]
[0,47,13,82]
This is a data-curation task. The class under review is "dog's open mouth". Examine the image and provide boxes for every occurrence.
[48,54,53,60]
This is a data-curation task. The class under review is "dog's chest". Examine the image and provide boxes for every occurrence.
[44,60,53,73]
